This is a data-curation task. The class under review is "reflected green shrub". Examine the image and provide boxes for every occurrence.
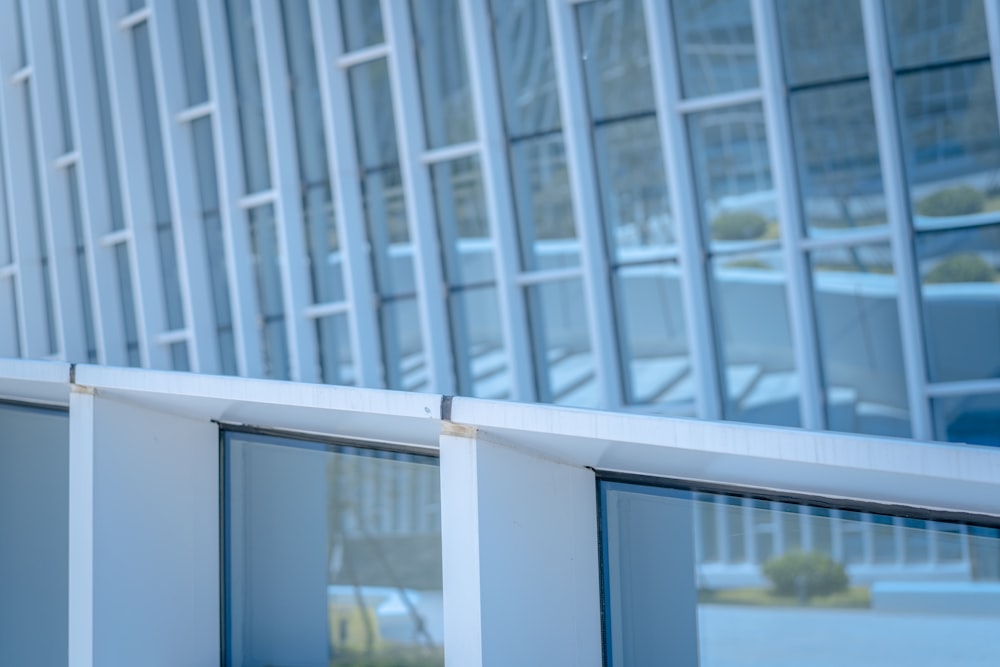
[925,253,996,284]
[711,211,769,240]
[762,551,848,599]
[915,186,985,217]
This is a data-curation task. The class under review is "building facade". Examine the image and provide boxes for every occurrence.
[0,0,999,446]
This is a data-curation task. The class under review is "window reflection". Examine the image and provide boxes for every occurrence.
[777,0,867,86]
[224,432,443,667]
[527,279,597,407]
[671,0,759,99]
[339,0,384,52]
[886,0,989,70]
[933,393,1000,447]
[809,244,910,437]
[602,480,1000,667]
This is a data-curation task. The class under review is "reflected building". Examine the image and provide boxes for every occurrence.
[1,0,999,443]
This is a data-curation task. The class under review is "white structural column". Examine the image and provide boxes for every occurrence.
[382,0,455,394]
[253,0,317,383]
[547,0,623,408]
[201,0,261,378]
[751,0,824,430]
[149,0,218,374]
[310,0,384,388]
[642,0,722,419]
[67,385,94,667]
[861,0,932,440]
[459,0,535,402]
[438,424,602,667]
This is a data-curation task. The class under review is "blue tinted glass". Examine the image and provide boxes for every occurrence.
[449,285,508,399]
[175,0,210,106]
[380,296,426,392]
[577,0,655,120]
[339,0,384,52]
[114,243,142,367]
[933,393,1000,447]
[777,0,867,86]
[225,0,271,193]
[412,0,475,148]
[916,224,1000,384]
[68,166,98,363]
[886,0,989,70]
[897,62,1000,229]
[527,279,597,408]
[810,244,910,437]
[489,0,561,137]
[0,280,19,357]
[790,81,887,237]
[361,166,412,298]
[223,432,443,667]
[48,0,73,152]
[430,156,494,287]
[349,58,398,170]
[672,0,758,99]
[315,313,354,386]
[248,204,289,380]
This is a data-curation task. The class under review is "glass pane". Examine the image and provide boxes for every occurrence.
[349,59,398,171]
[0,281,19,358]
[380,296,427,392]
[594,116,674,262]
[777,0,867,87]
[688,103,777,250]
[886,0,989,70]
[431,157,493,287]
[248,204,289,380]
[489,0,561,137]
[48,0,73,153]
[449,285,509,399]
[339,0,384,52]
[114,243,141,367]
[897,62,1000,229]
[316,313,354,386]
[577,0,655,120]
[361,166,413,298]
[790,82,887,237]
[412,0,475,148]
[711,251,799,427]
[510,134,579,271]
[602,480,1000,667]
[614,263,694,412]
[916,225,1000,383]
[175,0,209,106]
[0,404,68,667]
[224,432,443,667]
[527,279,597,408]
[810,244,910,437]
[933,393,1000,447]
[170,340,190,372]
[672,0,758,99]
[225,0,271,193]
[68,166,97,363]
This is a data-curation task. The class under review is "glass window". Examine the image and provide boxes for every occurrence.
[688,103,777,249]
[339,0,384,52]
[671,0,758,99]
[247,204,289,380]
[225,0,271,194]
[380,295,427,392]
[601,479,1000,666]
[48,0,73,153]
[711,251,799,427]
[223,431,442,667]
[449,286,508,399]
[0,403,68,667]
[810,244,910,437]
[916,224,1000,383]
[412,0,475,149]
[68,166,98,363]
[431,157,493,287]
[350,59,398,173]
[886,0,989,70]
[933,393,1000,447]
[790,82,886,237]
[897,62,1000,229]
[175,0,210,106]
[527,279,597,408]
[114,243,142,367]
[777,0,867,87]
[315,313,354,386]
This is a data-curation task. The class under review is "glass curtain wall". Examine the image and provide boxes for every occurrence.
[577,0,694,413]
[225,0,289,380]
[341,3,428,392]
[778,0,911,437]
[412,0,510,399]
[280,1,354,386]
[489,0,597,407]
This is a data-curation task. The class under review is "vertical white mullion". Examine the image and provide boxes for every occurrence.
[147,0,201,372]
[57,0,115,365]
[22,0,71,360]
[986,1,1000,134]
[547,0,622,408]
[201,0,261,377]
[149,0,217,374]
[752,0,824,431]
[642,0,722,419]
[253,0,316,383]
[100,0,163,368]
[382,0,455,394]
[862,0,933,440]
[311,0,384,388]
[460,0,534,402]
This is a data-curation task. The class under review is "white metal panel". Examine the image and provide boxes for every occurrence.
[68,386,94,667]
